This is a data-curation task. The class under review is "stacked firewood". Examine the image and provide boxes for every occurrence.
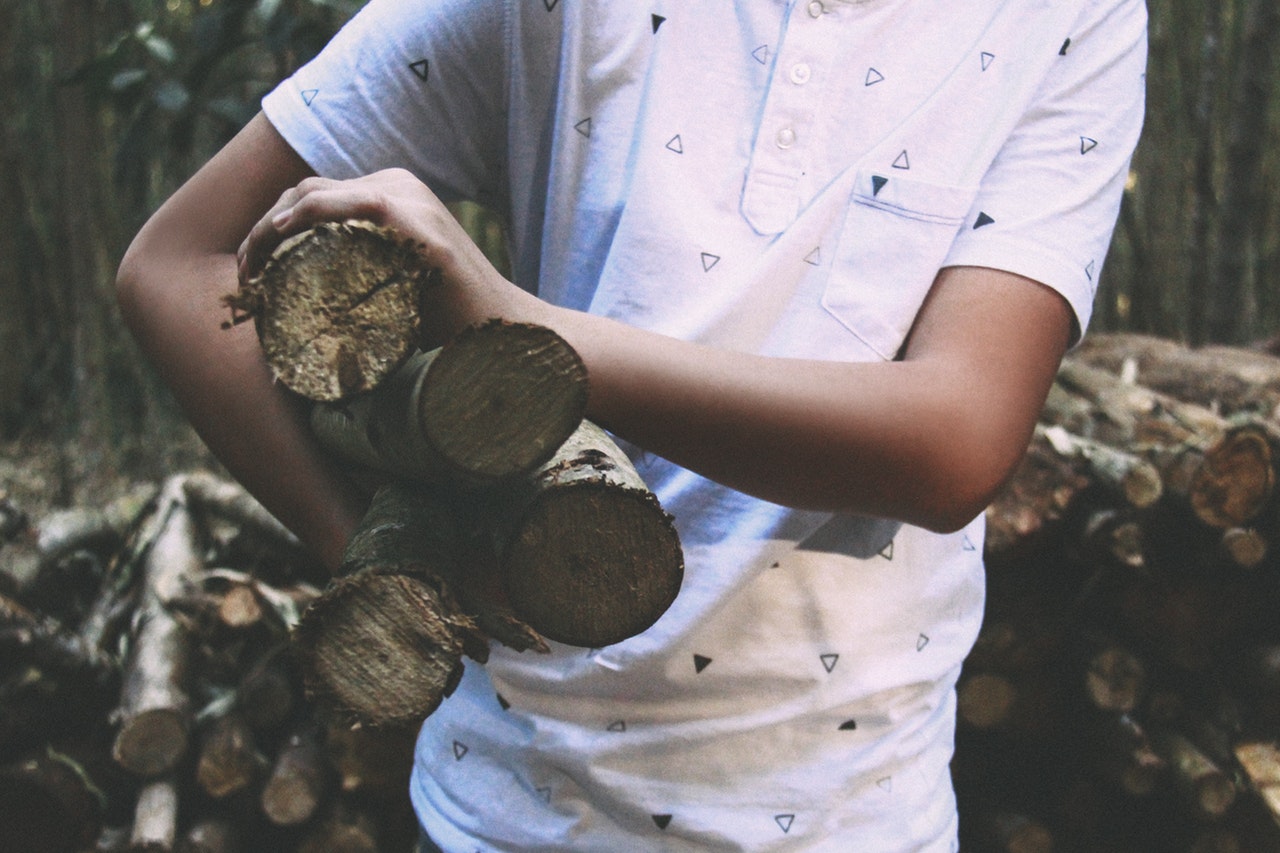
[958,333,1280,853]
[0,471,421,853]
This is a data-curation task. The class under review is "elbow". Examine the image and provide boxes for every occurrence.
[910,485,991,535]
[913,484,997,535]
[115,238,149,333]
[905,427,1027,535]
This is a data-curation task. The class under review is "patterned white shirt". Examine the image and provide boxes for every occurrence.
[263,0,1146,849]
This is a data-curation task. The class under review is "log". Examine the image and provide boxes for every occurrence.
[984,430,1092,564]
[978,811,1055,853]
[0,491,27,542]
[234,644,300,732]
[182,471,302,557]
[129,776,178,852]
[0,591,117,684]
[1056,357,1226,443]
[1038,424,1163,509]
[1074,332,1280,418]
[9,485,148,621]
[19,484,158,620]
[291,483,482,727]
[1081,509,1145,571]
[36,507,122,568]
[957,672,1019,731]
[260,726,327,827]
[1178,421,1277,529]
[1233,741,1280,828]
[310,320,588,487]
[0,753,104,853]
[224,220,433,402]
[1087,713,1164,798]
[1083,643,1146,715]
[1220,526,1268,569]
[112,479,201,778]
[323,722,415,796]
[491,419,685,647]
[1154,731,1238,820]
[297,802,379,853]
[194,712,265,800]
[1189,829,1242,853]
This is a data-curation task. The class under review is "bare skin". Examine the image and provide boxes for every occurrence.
[118,112,1073,570]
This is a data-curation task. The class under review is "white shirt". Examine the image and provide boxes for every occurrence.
[263,1,1146,849]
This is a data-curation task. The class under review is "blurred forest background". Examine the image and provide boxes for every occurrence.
[0,0,1278,502]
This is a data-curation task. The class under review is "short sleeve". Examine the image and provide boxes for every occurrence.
[261,0,510,207]
[941,0,1148,341]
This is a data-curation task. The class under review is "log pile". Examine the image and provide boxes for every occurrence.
[0,471,421,853]
[958,333,1280,853]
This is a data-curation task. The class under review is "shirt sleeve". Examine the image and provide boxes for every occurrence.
[941,0,1148,341]
[260,0,510,208]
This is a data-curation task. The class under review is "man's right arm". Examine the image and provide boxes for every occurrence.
[116,112,368,572]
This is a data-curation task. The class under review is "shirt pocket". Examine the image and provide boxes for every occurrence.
[821,170,978,361]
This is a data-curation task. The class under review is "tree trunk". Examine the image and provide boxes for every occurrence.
[1207,0,1280,344]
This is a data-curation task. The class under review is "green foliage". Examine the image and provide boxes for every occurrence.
[70,0,362,225]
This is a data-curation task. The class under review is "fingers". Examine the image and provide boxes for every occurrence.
[236,176,386,285]
[234,169,460,288]
[236,181,313,285]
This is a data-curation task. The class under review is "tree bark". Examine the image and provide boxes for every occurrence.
[112,479,201,778]
[1207,0,1280,344]
[128,776,179,852]
[291,483,482,728]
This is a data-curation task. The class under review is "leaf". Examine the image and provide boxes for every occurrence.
[108,68,150,93]
[142,34,178,66]
[152,79,191,113]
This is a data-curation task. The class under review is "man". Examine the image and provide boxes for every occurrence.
[117,1,1147,849]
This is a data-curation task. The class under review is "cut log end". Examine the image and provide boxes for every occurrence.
[421,320,589,484]
[1085,646,1146,714]
[231,220,432,402]
[503,482,684,648]
[957,672,1018,730]
[293,573,465,727]
[112,708,190,778]
[1191,427,1275,528]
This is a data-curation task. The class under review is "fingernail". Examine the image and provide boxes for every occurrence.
[272,208,292,229]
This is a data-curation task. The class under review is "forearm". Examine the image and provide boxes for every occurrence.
[117,114,367,572]
[518,301,1027,532]
[118,249,367,572]
[248,170,1071,534]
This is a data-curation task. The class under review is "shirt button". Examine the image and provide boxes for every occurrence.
[807,1,824,17]
[790,63,812,85]
[776,126,796,148]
